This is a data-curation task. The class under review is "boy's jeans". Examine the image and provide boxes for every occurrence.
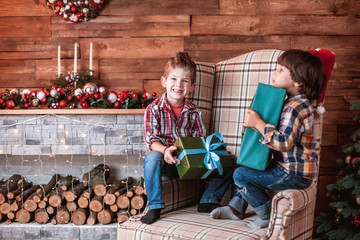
[229,164,312,218]
[143,151,234,210]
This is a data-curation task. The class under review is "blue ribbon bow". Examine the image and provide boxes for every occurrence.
[177,132,228,179]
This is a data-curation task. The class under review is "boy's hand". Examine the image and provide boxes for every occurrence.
[244,109,261,128]
[164,146,181,165]
[244,109,266,135]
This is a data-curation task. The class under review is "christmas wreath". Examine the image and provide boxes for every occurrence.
[0,69,157,110]
[46,0,105,23]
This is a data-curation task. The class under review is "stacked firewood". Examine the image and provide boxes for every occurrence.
[0,164,146,225]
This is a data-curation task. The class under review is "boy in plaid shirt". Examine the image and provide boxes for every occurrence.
[211,49,333,230]
[142,52,232,224]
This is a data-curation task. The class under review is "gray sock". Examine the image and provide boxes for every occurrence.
[210,206,240,220]
[247,217,270,230]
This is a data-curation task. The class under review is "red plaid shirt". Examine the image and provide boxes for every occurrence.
[144,93,206,149]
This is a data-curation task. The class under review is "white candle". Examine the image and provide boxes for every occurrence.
[57,45,61,77]
[74,42,78,73]
[89,42,93,71]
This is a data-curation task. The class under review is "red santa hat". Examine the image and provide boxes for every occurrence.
[306,48,335,105]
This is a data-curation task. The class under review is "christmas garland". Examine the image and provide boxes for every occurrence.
[0,69,157,110]
[46,0,105,23]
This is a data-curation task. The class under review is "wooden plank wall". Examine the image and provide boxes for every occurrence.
[0,0,360,224]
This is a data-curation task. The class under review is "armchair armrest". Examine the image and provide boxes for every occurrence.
[262,181,317,240]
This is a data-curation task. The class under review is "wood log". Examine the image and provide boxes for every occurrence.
[86,211,97,225]
[7,181,32,200]
[0,212,3,222]
[0,201,12,214]
[10,200,21,212]
[16,208,33,224]
[115,187,127,197]
[82,164,110,196]
[51,216,57,225]
[126,190,134,198]
[104,177,133,205]
[109,204,118,213]
[82,164,110,187]
[89,195,103,212]
[24,196,38,212]
[72,208,88,226]
[66,201,77,212]
[7,211,15,220]
[131,195,146,210]
[0,174,23,204]
[37,200,47,209]
[132,186,145,196]
[34,174,61,202]
[63,182,86,202]
[5,219,12,225]
[129,208,138,216]
[15,184,40,202]
[77,195,89,209]
[117,210,129,223]
[34,208,49,224]
[116,195,130,209]
[48,176,75,207]
[97,209,114,225]
[46,206,55,215]
[56,206,70,224]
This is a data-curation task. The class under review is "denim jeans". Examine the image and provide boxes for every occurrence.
[229,164,312,218]
[143,151,235,210]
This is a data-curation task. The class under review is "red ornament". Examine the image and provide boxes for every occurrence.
[45,90,50,97]
[23,98,28,103]
[6,100,15,109]
[132,92,139,99]
[355,216,360,227]
[77,13,84,19]
[57,1,64,7]
[94,93,100,99]
[152,92,157,97]
[67,95,73,101]
[0,98,4,104]
[71,6,77,12]
[24,103,30,109]
[51,85,58,90]
[59,100,67,108]
[41,98,47,104]
[114,102,120,108]
[81,101,89,108]
[76,95,82,100]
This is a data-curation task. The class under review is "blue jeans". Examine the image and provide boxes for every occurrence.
[143,151,234,210]
[229,164,312,219]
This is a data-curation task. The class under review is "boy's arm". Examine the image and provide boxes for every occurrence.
[244,109,266,135]
[150,142,180,165]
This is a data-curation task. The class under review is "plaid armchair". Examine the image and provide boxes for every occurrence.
[118,49,325,240]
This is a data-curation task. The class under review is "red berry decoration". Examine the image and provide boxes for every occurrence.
[81,101,89,108]
[0,98,4,104]
[71,6,77,12]
[114,102,120,108]
[41,98,47,104]
[23,98,28,103]
[67,95,73,101]
[132,92,139,99]
[94,93,100,99]
[77,13,84,19]
[24,103,30,109]
[6,100,15,109]
[59,100,68,108]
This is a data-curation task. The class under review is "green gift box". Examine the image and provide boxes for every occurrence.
[174,132,232,179]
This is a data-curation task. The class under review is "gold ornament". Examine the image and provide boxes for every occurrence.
[83,83,98,94]
[32,99,39,107]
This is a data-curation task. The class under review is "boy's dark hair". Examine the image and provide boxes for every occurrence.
[278,49,327,101]
[163,52,197,84]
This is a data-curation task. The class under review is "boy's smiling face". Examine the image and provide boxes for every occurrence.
[162,67,195,106]
[272,64,301,95]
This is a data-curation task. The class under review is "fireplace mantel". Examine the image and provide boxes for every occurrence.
[0,108,145,115]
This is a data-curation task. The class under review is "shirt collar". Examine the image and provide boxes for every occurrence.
[159,93,196,112]
[285,93,307,103]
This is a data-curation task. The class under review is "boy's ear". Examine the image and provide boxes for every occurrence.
[161,76,166,87]
[189,83,196,93]
[294,82,302,89]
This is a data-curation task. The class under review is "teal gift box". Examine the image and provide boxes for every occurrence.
[237,83,286,170]
[174,132,232,179]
